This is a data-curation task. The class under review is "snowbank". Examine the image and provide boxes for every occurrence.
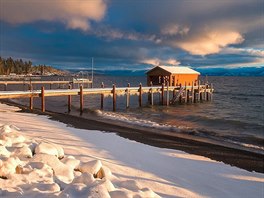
[0,102,263,198]
[0,123,160,197]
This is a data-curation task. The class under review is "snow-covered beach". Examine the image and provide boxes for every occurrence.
[0,102,263,198]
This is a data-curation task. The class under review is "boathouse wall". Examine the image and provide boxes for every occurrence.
[147,66,199,86]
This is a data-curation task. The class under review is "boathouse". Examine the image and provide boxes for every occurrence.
[146,66,200,86]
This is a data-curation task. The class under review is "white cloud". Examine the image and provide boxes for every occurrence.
[141,58,180,66]
[174,30,244,56]
[222,48,264,57]
[0,0,107,31]
[161,24,190,36]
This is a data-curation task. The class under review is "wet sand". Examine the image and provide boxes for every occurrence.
[2,100,264,174]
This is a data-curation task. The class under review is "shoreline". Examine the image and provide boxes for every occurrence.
[2,100,264,174]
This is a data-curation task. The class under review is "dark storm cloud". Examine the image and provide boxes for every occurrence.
[0,0,263,70]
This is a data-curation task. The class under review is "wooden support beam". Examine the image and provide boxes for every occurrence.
[126,83,130,108]
[150,82,153,106]
[68,84,72,112]
[29,84,33,110]
[191,82,194,103]
[184,82,187,103]
[139,83,142,107]
[198,80,201,102]
[187,90,190,103]
[41,86,45,112]
[210,83,213,101]
[101,82,104,110]
[161,83,164,105]
[112,84,116,112]
[80,85,83,114]
[179,84,182,104]
[194,90,197,103]
[166,83,169,106]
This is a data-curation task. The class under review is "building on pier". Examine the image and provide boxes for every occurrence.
[146,66,200,86]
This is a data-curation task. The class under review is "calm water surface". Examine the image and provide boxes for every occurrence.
[5,76,264,153]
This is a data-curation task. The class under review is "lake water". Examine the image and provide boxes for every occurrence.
[3,75,264,154]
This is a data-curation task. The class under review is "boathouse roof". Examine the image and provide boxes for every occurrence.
[147,66,200,75]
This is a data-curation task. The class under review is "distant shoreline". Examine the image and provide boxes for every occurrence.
[1,99,263,174]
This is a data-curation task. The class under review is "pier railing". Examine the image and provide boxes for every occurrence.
[0,83,213,113]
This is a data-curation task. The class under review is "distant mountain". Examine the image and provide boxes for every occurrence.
[195,67,264,76]
[67,67,264,77]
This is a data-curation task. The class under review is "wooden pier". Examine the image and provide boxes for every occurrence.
[0,79,92,90]
[0,82,213,113]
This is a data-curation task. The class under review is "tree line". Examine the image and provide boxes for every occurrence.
[0,57,63,75]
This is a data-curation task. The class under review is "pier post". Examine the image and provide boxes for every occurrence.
[126,83,130,108]
[198,80,201,102]
[80,85,83,114]
[184,82,187,103]
[68,84,72,112]
[210,83,213,101]
[101,82,104,110]
[112,84,116,112]
[161,83,164,105]
[139,83,142,107]
[4,84,7,91]
[166,83,169,106]
[29,84,33,110]
[204,87,207,101]
[179,84,182,104]
[191,82,194,103]
[173,87,176,98]
[187,90,190,103]
[150,82,153,106]
[41,86,45,112]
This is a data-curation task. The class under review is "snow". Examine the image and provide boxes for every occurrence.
[0,102,263,198]
[148,66,200,75]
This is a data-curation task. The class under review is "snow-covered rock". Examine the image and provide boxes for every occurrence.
[0,146,11,157]
[78,160,105,178]
[0,157,21,178]
[61,156,80,170]
[35,142,64,159]
[11,145,33,159]
[31,153,74,183]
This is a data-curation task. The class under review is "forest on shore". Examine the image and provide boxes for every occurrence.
[0,57,65,75]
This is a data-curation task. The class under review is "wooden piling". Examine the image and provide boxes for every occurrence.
[41,86,45,112]
[166,83,169,106]
[68,84,72,112]
[139,83,142,107]
[191,82,194,103]
[204,87,207,101]
[161,83,164,105]
[80,85,83,114]
[179,84,182,104]
[29,84,33,110]
[101,82,104,110]
[210,83,213,101]
[187,90,190,103]
[184,82,187,103]
[112,84,116,112]
[150,82,153,106]
[198,80,201,102]
[126,83,130,108]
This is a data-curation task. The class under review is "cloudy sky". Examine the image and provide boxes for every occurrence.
[0,0,263,71]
